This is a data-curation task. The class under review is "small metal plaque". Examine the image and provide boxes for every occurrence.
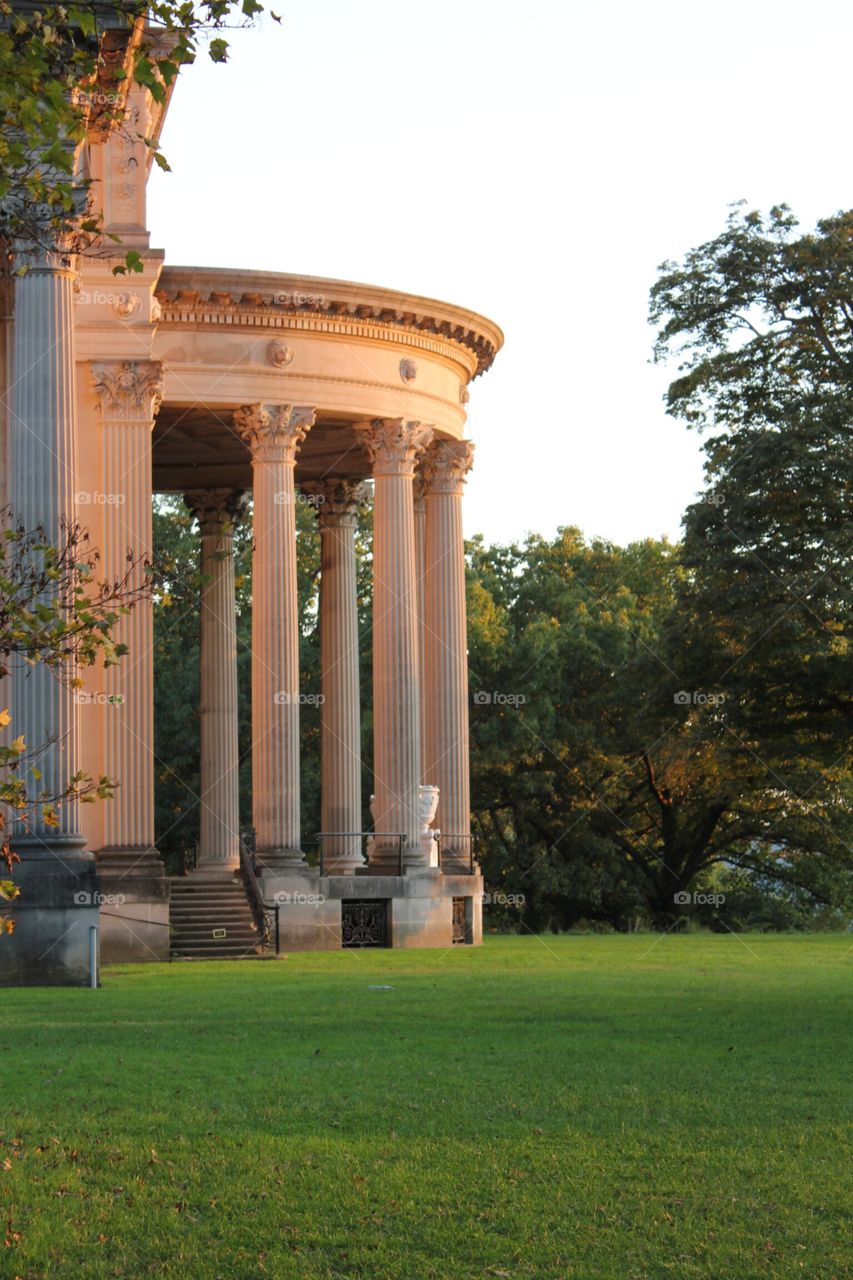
[212,928,227,939]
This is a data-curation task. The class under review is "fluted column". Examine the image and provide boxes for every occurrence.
[234,404,314,871]
[355,419,433,870]
[302,480,368,873]
[184,489,247,872]
[9,251,85,854]
[413,473,428,774]
[90,361,163,874]
[422,439,475,871]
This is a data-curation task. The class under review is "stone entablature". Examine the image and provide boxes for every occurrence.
[155,266,501,379]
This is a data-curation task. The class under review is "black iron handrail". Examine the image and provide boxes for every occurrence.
[316,832,406,875]
[179,843,199,876]
[238,834,273,950]
[435,833,477,874]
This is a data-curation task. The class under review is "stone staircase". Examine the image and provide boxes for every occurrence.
[169,871,265,959]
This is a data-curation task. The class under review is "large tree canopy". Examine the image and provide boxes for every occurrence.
[650,203,853,433]
[651,204,852,780]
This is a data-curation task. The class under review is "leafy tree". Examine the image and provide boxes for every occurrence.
[650,204,852,736]
[649,203,853,913]
[1,0,271,264]
[467,527,853,930]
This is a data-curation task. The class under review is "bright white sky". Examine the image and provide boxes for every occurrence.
[148,0,853,548]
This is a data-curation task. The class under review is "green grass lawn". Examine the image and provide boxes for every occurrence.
[1,934,851,1279]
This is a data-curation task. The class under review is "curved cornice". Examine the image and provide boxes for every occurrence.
[156,266,503,378]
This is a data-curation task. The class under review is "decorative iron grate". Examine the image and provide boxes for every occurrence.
[342,899,389,948]
[452,897,469,944]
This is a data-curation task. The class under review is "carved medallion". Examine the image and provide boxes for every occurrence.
[113,292,141,320]
[267,340,295,368]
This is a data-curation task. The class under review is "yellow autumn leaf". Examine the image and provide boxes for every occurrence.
[0,709,10,728]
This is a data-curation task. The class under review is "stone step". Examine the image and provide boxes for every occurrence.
[167,906,253,916]
[171,942,262,952]
[170,897,249,907]
[170,899,250,911]
[169,873,266,960]
[171,928,258,942]
[170,877,244,885]
[172,918,252,926]
[169,926,256,936]
[170,886,247,897]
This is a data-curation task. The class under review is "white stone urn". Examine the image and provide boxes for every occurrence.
[419,784,440,866]
[366,788,440,866]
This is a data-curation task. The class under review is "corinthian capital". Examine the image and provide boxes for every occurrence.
[91,360,163,422]
[301,479,370,528]
[420,438,475,495]
[184,488,248,537]
[233,403,315,464]
[354,419,434,477]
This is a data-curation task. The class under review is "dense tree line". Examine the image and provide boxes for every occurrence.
[151,204,853,930]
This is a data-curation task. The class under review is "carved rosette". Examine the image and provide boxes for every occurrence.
[184,488,248,537]
[420,439,475,495]
[354,418,434,478]
[301,479,370,529]
[91,360,163,423]
[233,403,315,464]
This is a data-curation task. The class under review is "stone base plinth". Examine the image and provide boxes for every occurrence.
[95,851,170,964]
[260,868,341,951]
[1,854,101,987]
[261,868,483,951]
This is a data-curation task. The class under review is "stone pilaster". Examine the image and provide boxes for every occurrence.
[355,419,433,870]
[234,403,314,870]
[302,480,368,873]
[184,488,247,873]
[421,439,475,871]
[90,361,163,872]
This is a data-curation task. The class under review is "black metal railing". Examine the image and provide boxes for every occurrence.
[178,843,199,876]
[435,833,477,874]
[238,833,276,951]
[316,833,406,875]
